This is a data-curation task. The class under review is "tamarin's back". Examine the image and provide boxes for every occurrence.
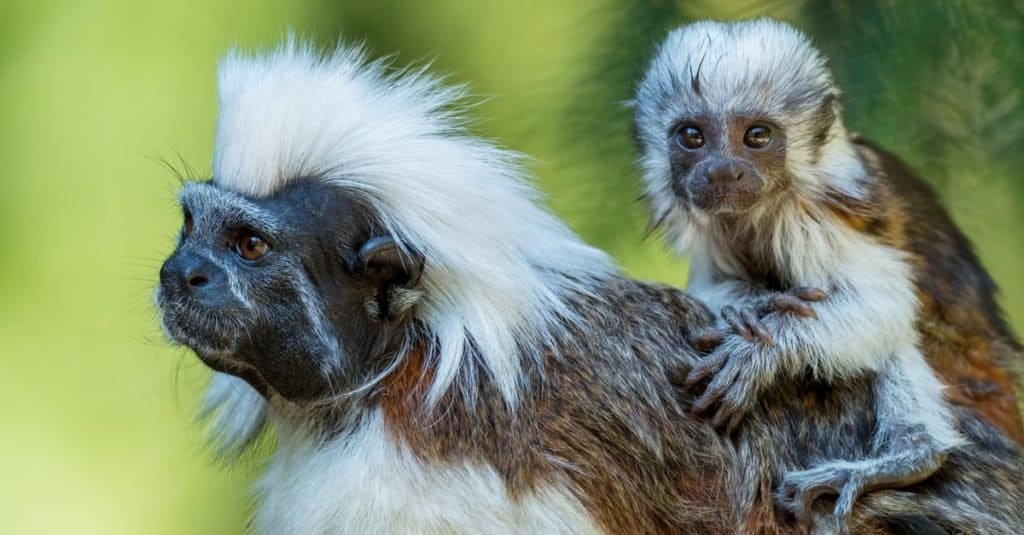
[383,276,1023,533]
[830,138,1024,441]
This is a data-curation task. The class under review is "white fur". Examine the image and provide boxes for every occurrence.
[875,348,965,451]
[292,268,345,392]
[256,410,600,534]
[211,39,613,412]
[687,210,920,380]
[636,18,832,120]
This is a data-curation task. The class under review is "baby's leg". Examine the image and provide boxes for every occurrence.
[778,349,963,534]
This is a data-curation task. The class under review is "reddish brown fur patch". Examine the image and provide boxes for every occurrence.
[824,140,1024,443]
[379,344,432,444]
[919,311,1024,443]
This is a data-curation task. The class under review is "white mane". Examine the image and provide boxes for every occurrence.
[635,18,833,121]
[633,19,867,256]
[202,39,614,451]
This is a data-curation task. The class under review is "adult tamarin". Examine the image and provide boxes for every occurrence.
[158,40,735,533]
[633,18,1024,531]
[158,40,1024,533]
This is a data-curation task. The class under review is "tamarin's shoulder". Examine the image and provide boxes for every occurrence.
[570,276,717,332]
[829,137,1016,341]
[820,137,943,242]
[851,137,966,241]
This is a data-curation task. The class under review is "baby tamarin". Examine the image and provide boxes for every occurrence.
[633,18,1023,531]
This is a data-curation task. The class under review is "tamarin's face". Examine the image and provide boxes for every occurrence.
[666,114,787,214]
[157,180,422,402]
[634,20,841,222]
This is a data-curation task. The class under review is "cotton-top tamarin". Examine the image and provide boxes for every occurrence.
[633,18,1024,532]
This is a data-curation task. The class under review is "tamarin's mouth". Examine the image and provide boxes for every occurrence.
[157,297,243,356]
[687,185,759,213]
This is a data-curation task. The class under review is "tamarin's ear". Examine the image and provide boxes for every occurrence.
[357,235,424,287]
[355,235,425,320]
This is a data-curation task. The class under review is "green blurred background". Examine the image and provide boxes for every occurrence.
[1,1,1021,533]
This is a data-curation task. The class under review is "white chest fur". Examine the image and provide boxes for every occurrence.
[254,410,601,534]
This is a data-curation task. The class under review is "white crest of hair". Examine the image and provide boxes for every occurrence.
[254,409,600,534]
[634,18,869,259]
[211,38,614,412]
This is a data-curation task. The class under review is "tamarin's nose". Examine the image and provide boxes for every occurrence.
[185,262,211,290]
[160,252,224,296]
[705,161,743,186]
[179,256,223,295]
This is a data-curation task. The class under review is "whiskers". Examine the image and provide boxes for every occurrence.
[158,295,248,356]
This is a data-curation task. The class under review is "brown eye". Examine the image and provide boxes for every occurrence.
[183,211,194,237]
[675,126,704,149]
[744,125,772,148]
[236,233,270,261]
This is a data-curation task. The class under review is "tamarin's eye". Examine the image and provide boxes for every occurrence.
[183,211,194,237]
[675,126,705,149]
[744,126,772,148]
[236,233,271,261]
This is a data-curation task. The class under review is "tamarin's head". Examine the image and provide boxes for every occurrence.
[157,40,610,413]
[158,179,423,402]
[634,19,857,230]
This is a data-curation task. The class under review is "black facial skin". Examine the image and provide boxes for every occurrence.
[158,180,422,403]
[668,115,787,213]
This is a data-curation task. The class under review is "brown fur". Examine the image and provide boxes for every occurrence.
[374,281,738,533]
[367,275,1024,533]
[822,139,1024,443]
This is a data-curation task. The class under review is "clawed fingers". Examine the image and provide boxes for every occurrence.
[712,401,747,433]
[768,286,828,319]
[691,329,726,354]
[740,307,773,345]
[721,305,755,342]
[691,359,742,415]
[778,467,858,535]
[697,356,755,431]
[683,350,728,390]
[791,286,828,302]
[722,305,773,344]
[773,294,818,319]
